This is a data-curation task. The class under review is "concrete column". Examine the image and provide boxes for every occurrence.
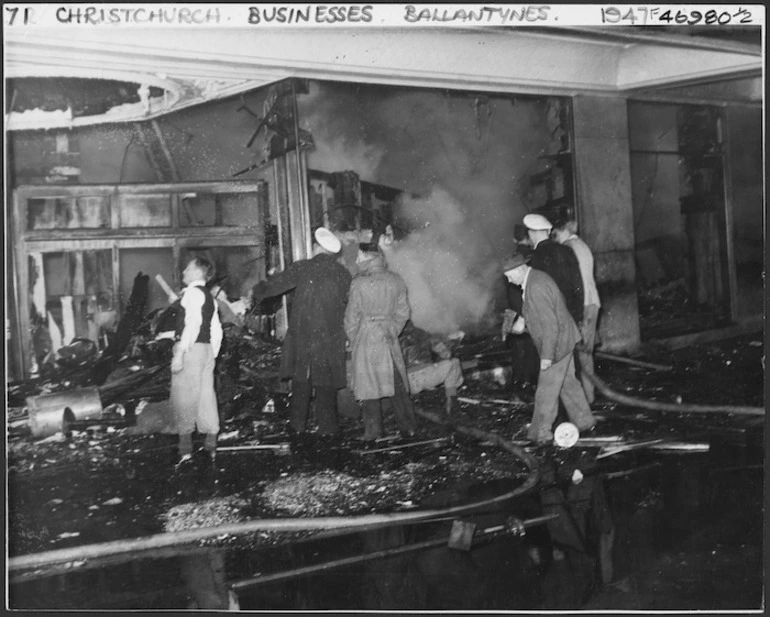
[572,96,640,352]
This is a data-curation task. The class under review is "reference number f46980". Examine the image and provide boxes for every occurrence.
[599,6,756,25]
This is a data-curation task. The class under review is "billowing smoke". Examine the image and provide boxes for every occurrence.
[384,188,500,334]
[302,83,384,181]
[300,82,556,335]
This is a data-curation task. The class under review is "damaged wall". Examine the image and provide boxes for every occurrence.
[627,100,763,334]
[8,78,762,361]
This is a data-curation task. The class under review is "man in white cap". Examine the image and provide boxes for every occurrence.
[553,218,601,404]
[521,212,584,325]
[502,252,596,444]
[252,227,352,436]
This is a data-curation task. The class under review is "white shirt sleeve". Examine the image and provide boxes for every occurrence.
[178,286,204,353]
[210,304,223,358]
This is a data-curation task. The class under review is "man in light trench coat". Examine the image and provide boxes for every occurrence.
[344,243,417,440]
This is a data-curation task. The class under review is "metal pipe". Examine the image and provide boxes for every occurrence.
[290,79,312,259]
[230,513,558,592]
[582,366,764,417]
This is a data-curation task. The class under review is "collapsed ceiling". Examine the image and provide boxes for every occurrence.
[7,77,167,117]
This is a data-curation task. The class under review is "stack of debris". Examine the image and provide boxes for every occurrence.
[9,273,282,441]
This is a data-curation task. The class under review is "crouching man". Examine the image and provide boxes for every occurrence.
[400,321,464,415]
[501,252,595,444]
[171,257,223,465]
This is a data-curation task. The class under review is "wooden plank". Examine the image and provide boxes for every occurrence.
[109,190,120,230]
[177,237,264,249]
[151,119,180,182]
[72,252,85,296]
[61,251,73,295]
[15,190,34,374]
[721,110,739,321]
[170,193,179,229]
[15,181,264,196]
[60,295,76,345]
[26,234,262,254]
[25,227,263,243]
[29,253,47,318]
[112,245,121,315]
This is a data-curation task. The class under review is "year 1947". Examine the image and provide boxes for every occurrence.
[600,6,755,25]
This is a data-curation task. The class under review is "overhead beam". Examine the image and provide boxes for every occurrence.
[616,44,761,90]
[4,27,762,117]
[553,26,762,58]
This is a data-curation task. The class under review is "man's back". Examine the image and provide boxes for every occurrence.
[523,269,580,363]
[531,239,584,323]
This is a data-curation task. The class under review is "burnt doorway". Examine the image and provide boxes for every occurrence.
[629,103,731,340]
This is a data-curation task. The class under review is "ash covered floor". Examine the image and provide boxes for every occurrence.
[7,332,765,610]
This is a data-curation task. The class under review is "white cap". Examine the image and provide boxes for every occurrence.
[523,213,553,231]
[553,422,580,448]
[314,227,342,254]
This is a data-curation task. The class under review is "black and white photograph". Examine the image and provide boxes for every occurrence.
[4,3,765,611]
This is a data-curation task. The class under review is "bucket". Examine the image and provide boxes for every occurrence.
[26,387,103,439]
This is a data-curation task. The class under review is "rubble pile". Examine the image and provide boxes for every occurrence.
[7,309,763,561]
[163,496,250,533]
[8,428,121,476]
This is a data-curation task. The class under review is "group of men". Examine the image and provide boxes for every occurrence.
[250,228,461,444]
[502,213,600,444]
[167,210,601,463]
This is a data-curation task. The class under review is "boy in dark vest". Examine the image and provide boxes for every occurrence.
[171,257,223,464]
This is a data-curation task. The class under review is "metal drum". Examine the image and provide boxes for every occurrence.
[26,387,103,439]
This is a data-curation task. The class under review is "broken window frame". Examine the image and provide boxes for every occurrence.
[12,181,266,377]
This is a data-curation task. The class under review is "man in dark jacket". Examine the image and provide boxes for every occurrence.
[252,228,352,435]
[521,213,584,325]
[502,252,596,444]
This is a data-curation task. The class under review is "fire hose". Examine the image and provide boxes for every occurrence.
[229,513,557,593]
[581,365,764,417]
[9,419,541,576]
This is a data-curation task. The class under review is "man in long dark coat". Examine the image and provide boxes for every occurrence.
[252,228,352,435]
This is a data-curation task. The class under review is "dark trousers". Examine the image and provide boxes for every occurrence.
[361,366,416,439]
[508,334,540,384]
[290,380,339,435]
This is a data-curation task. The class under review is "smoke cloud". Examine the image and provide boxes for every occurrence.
[300,81,557,335]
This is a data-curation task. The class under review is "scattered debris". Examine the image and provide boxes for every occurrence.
[163,496,250,533]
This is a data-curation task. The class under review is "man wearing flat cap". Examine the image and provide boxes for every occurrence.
[502,252,596,444]
[252,227,352,435]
